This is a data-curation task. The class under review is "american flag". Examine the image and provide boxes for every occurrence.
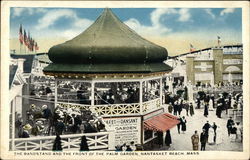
[19,24,23,44]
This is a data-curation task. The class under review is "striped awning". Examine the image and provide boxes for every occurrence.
[144,113,180,132]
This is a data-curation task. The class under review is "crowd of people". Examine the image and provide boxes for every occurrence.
[15,104,107,138]
[115,141,138,151]
[190,118,242,151]
[16,74,243,152]
[162,78,243,151]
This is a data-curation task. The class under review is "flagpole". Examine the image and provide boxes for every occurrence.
[19,41,21,54]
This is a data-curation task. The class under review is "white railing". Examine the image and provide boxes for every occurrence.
[142,98,161,114]
[57,98,162,116]
[11,132,113,151]
[94,103,141,116]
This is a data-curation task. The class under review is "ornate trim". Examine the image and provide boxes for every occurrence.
[43,71,169,79]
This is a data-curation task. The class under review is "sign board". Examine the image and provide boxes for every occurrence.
[103,117,141,146]
[223,59,243,65]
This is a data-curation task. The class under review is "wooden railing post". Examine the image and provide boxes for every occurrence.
[108,131,115,150]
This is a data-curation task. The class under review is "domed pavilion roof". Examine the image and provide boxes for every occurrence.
[43,8,172,78]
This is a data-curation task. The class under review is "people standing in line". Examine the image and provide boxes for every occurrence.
[203,102,209,117]
[181,116,187,134]
[200,129,207,151]
[189,102,194,116]
[226,117,234,136]
[165,130,172,147]
[191,130,199,151]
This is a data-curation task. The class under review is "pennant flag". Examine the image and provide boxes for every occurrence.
[190,44,196,52]
[19,24,23,44]
[217,36,221,45]
[24,30,28,46]
[27,32,32,51]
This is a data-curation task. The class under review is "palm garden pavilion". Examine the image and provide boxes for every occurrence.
[43,8,179,149]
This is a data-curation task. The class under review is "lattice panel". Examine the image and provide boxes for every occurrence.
[143,98,161,113]
[94,103,140,116]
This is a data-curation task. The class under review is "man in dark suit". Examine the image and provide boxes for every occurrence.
[202,121,211,142]
[55,118,65,135]
[227,117,234,136]
[200,129,207,151]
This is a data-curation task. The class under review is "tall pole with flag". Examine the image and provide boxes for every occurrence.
[23,29,27,53]
[19,24,23,54]
[217,36,221,47]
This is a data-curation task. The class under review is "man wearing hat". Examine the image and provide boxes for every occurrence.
[21,124,32,138]
[42,105,52,120]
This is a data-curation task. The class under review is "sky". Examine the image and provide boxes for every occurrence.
[9,7,242,56]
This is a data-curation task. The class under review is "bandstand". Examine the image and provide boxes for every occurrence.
[43,8,179,150]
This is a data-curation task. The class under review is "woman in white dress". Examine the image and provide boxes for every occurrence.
[215,126,223,144]
[209,98,214,111]
[235,122,242,142]
[208,127,215,144]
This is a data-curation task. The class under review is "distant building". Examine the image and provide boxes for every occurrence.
[166,44,243,86]
[9,53,51,118]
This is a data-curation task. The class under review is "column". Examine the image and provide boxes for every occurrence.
[186,56,195,85]
[213,48,223,85]
[228,71,232,84]
[160,78,163,106]
[54,79,58,109]
[11,97,16,151]
[91,81,95,106]
[140,80,143,114]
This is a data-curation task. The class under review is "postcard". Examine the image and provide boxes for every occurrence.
[1,1,249,160]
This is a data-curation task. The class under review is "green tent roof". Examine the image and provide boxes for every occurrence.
[44,8,172,75]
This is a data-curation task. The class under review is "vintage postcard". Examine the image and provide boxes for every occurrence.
[1,1,249,160]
